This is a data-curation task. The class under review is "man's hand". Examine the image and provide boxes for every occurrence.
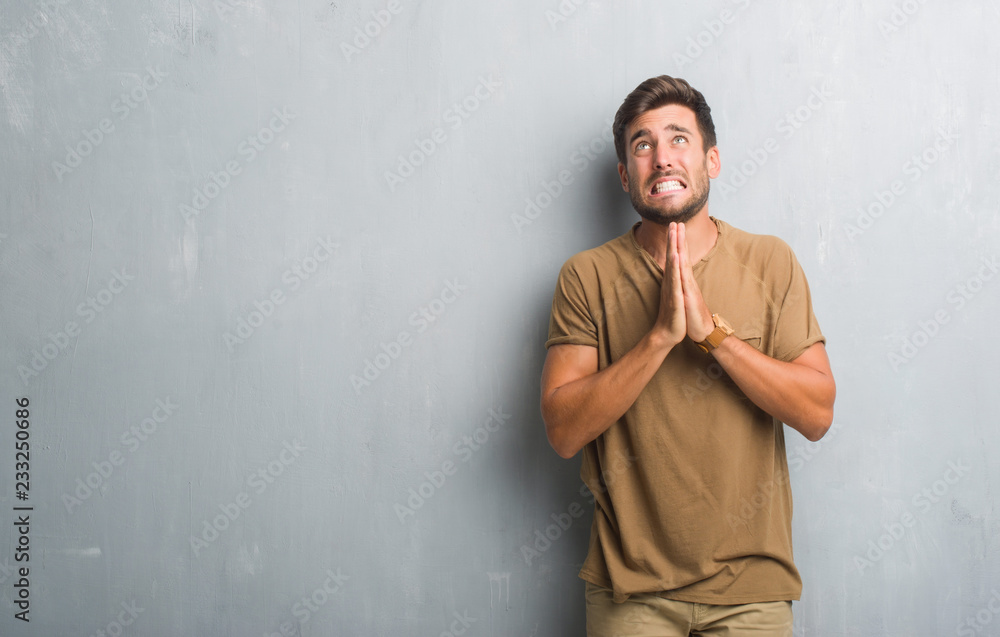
[677,222,714,343]
[651,222,687,348]
[674,222,835,440]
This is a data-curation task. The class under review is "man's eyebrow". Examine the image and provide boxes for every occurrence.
[628,128,650,146]
[628,123,693,146]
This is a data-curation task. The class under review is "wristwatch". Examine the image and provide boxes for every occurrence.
[696,313,734,353]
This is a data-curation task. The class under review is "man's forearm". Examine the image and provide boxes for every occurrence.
[710,338,835,441]
[543,332,675,458]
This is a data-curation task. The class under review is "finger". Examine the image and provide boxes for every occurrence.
[677,223,694,289]
[674,222,683,264]
[670,229,683,293]
[680,223,695,277]
[666,222,676,265]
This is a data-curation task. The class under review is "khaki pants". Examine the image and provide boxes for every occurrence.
[586,581,793,637]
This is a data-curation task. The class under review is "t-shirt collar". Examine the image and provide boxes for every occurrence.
[628,216,724,272]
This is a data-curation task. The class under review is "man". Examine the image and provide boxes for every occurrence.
[539,75,836,635]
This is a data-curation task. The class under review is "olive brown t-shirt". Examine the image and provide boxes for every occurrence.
[545,216,825,604]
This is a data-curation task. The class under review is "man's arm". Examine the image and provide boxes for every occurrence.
[541,222,688,459]
[675,223,836,441]
[541,335,673,459]
[709,339,835,441]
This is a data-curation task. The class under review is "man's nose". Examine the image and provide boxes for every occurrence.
[653,145,674,170]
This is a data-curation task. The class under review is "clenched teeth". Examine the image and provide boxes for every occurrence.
[653,180,684,194]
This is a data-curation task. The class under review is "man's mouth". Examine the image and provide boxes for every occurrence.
[650,178,686,196]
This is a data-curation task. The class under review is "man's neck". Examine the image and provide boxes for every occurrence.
[634,210,719,268]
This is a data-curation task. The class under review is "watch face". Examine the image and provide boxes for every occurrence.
[715,314,734,335]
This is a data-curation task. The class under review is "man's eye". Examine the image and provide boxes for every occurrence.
[636,141,650,150]
[674,136,687,143]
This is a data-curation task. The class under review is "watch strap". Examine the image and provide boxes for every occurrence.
[696,314,734,353]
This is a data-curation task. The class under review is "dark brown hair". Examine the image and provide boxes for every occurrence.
[613,75,717,166]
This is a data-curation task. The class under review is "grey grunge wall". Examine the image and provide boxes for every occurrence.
[1,0,998,635]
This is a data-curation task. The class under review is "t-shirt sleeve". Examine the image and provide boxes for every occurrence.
[545,258,599,349]
[771,242,826,363]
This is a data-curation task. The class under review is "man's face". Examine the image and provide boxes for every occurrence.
[617,104,721,225]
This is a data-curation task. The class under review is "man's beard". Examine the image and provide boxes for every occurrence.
[627,168,710,226]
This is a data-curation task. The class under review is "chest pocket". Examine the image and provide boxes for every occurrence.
[741,334,763,352]
[731,313,768,355]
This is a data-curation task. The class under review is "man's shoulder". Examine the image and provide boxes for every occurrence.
[557,226,635,277]
[716,218,797,269]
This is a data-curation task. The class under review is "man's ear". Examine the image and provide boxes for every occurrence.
[706,146,721,179]
[618,162,630,192]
